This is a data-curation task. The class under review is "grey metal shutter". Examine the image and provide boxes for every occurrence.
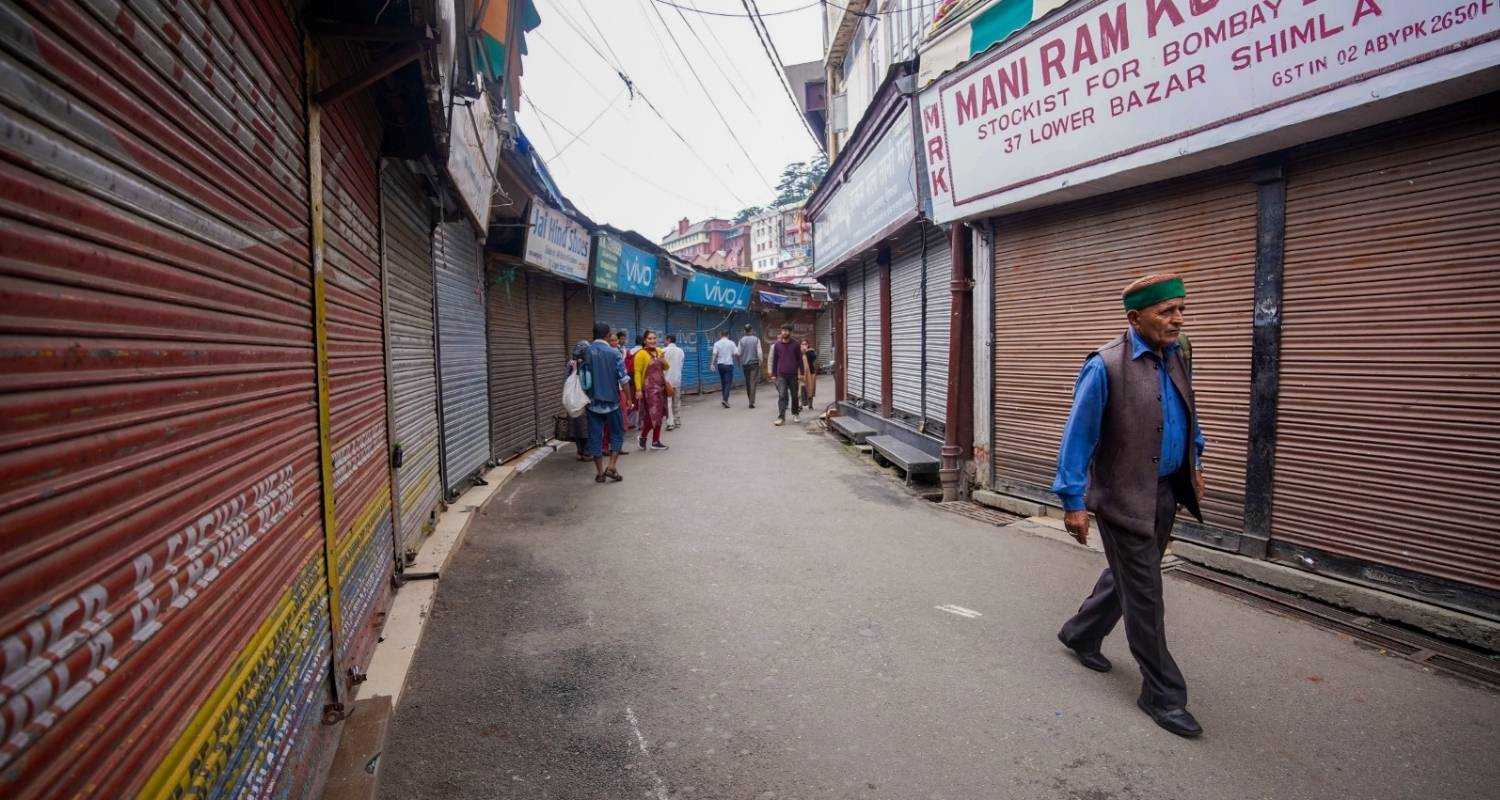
[434,221,490,493]
[595,292,637,344]
[380,160,441,557]
[667,303,700,390]
[816,308,835,374]
[923,223,953,425]
[889,228,924,418]
[639,298,668,340]
[487,265,537,462]
[529,275,569,439]
[845,261,867,400]
[864,256,886,405]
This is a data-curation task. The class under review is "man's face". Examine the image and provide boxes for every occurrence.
[779,329,791,341]
[1129,297,1186,350]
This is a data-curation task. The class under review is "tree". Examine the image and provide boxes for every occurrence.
[734,206,765,224]
[772,155,830,207]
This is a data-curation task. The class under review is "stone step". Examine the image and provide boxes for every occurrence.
[830,415,877,444]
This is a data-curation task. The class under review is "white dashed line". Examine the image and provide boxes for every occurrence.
[936,604,983,619]
[625,706,670,800]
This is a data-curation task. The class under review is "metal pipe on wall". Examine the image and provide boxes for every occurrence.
[941,223,974,502]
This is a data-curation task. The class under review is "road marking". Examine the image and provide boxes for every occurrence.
[625,706,670,800]
[936,604,983,619]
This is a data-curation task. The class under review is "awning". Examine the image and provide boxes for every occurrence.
[918,0,1069,87]
[476,0,540,79]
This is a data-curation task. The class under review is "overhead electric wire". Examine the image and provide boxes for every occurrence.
[645,0,778,192]
[684,0,755,88]
[633,0,698,99]
[533,30,613,102]
[547,88,627,162]
[741,0,825,151]
[528,100,724,212]
[666,2,757,116]
[567,0,631,77]
[652,0,874,19]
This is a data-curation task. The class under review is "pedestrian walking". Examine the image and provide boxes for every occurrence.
[799,338,818,410]
[663,334,685,430]
[632,331,671,452]
[712,330,737,408]
[767,324,802,426]
[736,324,763,409]
[582,322,630,483]
[616,330,637,434]
[567,341,592,461]
[1053,273,1206,738]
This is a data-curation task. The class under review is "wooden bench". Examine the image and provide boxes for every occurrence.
[866,435,940,485]
[830,415,877,444]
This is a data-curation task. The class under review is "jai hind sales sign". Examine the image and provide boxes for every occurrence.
[920,0,1500,223]
[523,200,591,282]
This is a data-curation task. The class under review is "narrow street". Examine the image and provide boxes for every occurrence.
[379,398,1500,800]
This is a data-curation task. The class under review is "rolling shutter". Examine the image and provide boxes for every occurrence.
[639,298,668,340]
[816,308,835,374]
[594,292,637,345]
[864,257,886,407]
[529,275,568,441]
[380,160,440,560]
[434,221,489,493]
[1273,101,1500,592]
[565,284,595,349]
[992,167,1257,533]
[889,228,924,418]
[487,265,537,462]
[0,1,333,796]
[668,303,700,390]
[923,223,952,426]
[845,261,867,400]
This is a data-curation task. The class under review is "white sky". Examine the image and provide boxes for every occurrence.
[516,0,827,241]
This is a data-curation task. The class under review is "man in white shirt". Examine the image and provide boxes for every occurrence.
[663,334,685,429]
[711,330,738,408]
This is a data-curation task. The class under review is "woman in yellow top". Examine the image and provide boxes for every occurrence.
[631,330,671,451]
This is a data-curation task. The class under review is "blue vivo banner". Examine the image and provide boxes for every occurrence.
[593,235,658,297]
[684,272,750,310]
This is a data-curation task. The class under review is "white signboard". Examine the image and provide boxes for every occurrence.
[523,200,590,282]
[921,0,1500,222]
[447,87,500,233]
[813,108,918,274]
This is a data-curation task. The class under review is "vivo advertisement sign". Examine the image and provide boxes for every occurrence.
[593,235,658,297]
[683,272,751,310]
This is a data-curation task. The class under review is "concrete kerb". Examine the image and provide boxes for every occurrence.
[359,441,564,707]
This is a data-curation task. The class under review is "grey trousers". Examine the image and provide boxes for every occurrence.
[1058,479,1188,711]
[743,364,760,406]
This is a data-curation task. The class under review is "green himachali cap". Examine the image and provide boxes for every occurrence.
[1123,276,1187,311]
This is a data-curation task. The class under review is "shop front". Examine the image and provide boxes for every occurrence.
[682,269,754,390]
[809,63,961,465]
[591,227,662,349]
[917,0,1500,618]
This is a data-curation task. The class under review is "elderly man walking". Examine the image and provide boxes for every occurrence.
[1053,274,1206,738]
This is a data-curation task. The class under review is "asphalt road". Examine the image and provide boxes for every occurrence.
[379,396,1500,800]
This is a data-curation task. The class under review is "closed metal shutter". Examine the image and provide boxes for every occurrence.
[923,223,953,425]
[594,292,637,345]
[864,257,886,406]
[992,167,1257,533]
[816,308,835,374]
[380,160,440,561]
[667,303,700,390]
[529,275,568,441]
[434,221,489,493]
[565,284,595,349]
[0,2,334,796]
[697,309,727,391]
[639,298,668,340]
[1274,102,1500,592]
[487,265,537,462]
[889,228,924,418]
[845,261,868,400]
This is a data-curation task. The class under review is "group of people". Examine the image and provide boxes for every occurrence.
[567,322,686,483]
[710,324,819,426]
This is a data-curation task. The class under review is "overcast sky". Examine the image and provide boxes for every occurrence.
[516,0,826,241]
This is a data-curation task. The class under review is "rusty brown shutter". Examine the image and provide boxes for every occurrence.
[529,275,569,440]
[992,168,1257,533]
[0,2,335,797]
[487,264,537,461]
[317,37,393,676]
[566,283,596,347]
[1275,100,1500,593]
[380,159,441,559]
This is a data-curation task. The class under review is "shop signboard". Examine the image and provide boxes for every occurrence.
[684,271,751,310]
[592,234,658,297]
[920,0,1500,223]
[446,86,499,232]
[523,199,590,282]
[812,107,919,275]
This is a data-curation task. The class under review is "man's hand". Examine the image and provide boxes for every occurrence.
[1064,510,1091,545]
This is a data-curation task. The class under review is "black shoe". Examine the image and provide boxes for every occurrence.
[1057,632,1111,672]
[721,401,730,408]
[1137,696,1202,738]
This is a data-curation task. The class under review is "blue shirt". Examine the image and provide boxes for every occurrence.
[583,340,629,414]
[1051,329,1205,512]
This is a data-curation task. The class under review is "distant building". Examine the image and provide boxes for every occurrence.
[661,217,734,260]
[749,208,781,275]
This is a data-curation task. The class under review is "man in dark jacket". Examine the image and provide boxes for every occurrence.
[1053,273,1206,738]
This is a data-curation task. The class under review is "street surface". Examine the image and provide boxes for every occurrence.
[380,397,1500,800]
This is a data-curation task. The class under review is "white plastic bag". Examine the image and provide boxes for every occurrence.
[563,372,589,417]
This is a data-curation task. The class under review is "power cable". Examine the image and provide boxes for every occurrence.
[741,0,825,151]
[684,0,755,88]
[632,0,698,99]
[547,88,627,163]
[666,2,758,116]
[645,0,778,192]
[567,0,631,76]
[533,30,613,103]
